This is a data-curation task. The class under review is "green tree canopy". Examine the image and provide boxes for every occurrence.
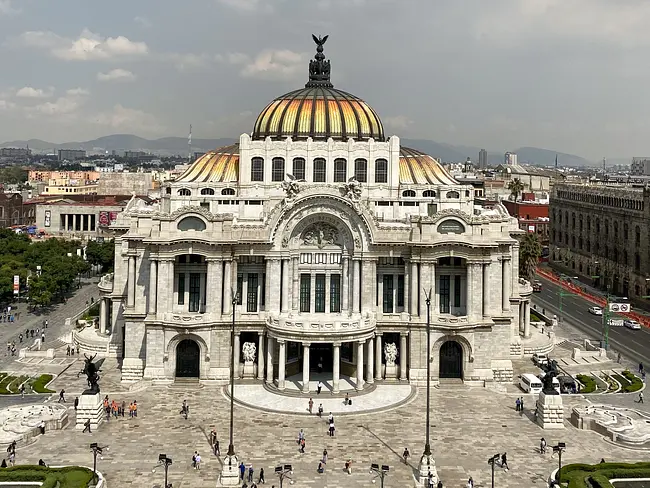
[519,232,542,281]
[0,167,28,185]
[507,177,525,200]
[85,239,115,272]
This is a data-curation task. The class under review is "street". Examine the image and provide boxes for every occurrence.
[533,275,650,367]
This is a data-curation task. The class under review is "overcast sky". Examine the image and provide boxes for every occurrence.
[0,0,648,160]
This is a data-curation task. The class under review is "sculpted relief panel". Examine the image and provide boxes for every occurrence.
[303,223,339,249]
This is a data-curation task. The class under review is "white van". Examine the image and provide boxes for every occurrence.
[520,373,543,393]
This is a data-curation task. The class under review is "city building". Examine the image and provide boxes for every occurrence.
[504,152,518,166]
[0,192,26,227]
[550,183,650,300]
[58,149,86,161]
[0,148,31,158]
[479,149,488,169]
[99,38,532,387]
[97,172,154,196]
[42,184,98,195]
[631,157,650,176]
[502,198,550,245]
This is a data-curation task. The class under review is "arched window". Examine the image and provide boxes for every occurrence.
[271,157,285,182]
[292,158,305,180]
[636,225,641,247]
[178,188,191,196]
[635,253,641,271]
[165,187,171,195]
[595,218,600,233]
[423,190,436,198]
[446,191,460,199]
[402,190,416,197]
[614,221,618,239]
[465,190,470,197]
[313,158,326,182]
[177,216,206,231]
[334,158,347,182]
[624,250,628,265]
[200,188,215,196]
[624,223,629,240]
[221,188,235,196]
[374,159,388,183]
[354,158,367,182]
[251,157,264,182]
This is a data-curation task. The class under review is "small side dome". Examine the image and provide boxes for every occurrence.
[176,144,239,183]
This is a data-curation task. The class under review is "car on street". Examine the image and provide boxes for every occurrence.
[533,281,542,292]
[588,306,603,316]
[624,319,642,330]
[532,353,549,366]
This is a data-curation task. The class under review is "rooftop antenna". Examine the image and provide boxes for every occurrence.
[603,157,606,173]
[555,154,558,171]
[188,124,192,163]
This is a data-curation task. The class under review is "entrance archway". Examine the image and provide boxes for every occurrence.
[176,339,200,378]
[439,341,463,379]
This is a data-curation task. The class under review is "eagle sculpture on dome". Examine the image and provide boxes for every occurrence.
[312,34,328,48]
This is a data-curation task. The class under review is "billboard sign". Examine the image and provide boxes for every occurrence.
[12,275,19,295]
[44,210,51,227]
[98,211,109,226]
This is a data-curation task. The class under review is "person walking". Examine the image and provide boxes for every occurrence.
[239,462,246,480]
[195,452,201,470]
[74,397,79,412]
[639,392,644,404]
[300,437,306,453]
[403,447,410,464]
[82,419,91,433]
[58,389,66,403]
[317,381,323,395]
[308,398,314,414]
[501,452,509,471]
[328,420,335,437]
[258,467,265,484]
[466,477,474,488]
[318,404,323,417]
[520,397,524,412]
[540,437,547,454]
[322,449,328,465]
[19,384,25,398]
[66,345,71,356]
[248,465,254,482]
[121,400,126,417]
[617,352,622,363]
[515,398,521,412]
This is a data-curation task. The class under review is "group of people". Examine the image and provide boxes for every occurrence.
[1,306,16,323]
[65,344,80,356]
[209,429,220,456]
[103,395,138,420]
[239,461,264,486]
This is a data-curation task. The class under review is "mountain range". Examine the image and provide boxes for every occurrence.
[1,134,596,167]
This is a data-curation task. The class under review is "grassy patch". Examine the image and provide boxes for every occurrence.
[8,375,28,394]
[576,374,597,393]
[30,374,55,394]
[559,461,650,488]
[621,370,644,393]
[0,375,17,394]
[0,465,94,488]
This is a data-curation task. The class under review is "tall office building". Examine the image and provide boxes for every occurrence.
[479,149,488,169]
[504,152,517,166]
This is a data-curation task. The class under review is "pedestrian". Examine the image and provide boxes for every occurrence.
[121,400,126,417]
[66,345,70,356]
[248,465,254,482]
[329,420,335,437]
[41,332,45,343]
[74,397,79,412]
[83,419,91,433]
[640,392,644,404]
[19,334,22,344]
[322,449,328,464]
[8,452,15,466]
[318,404,323,417]
[300,437,306,453]
[133,400,137,417]
[501,452,509,471]
[466,477,474,488]
[195,452,201,470]
[58,389,66,403]
[239,461,246,480]
[214,439,220,456]
[19,384,25,398]
[540,437,547,454]
[520,397,524,412]
[344,392,350,405]
[192,451,197,469]
[308,397,313,414]
[327,412,333,424]
[258,467,265,484]
[298,429,305,443]
[515,397,521,412]
[76,345,80,355]
[403,447,410,464]
[44,320,48,329]
[617,352,622,363]
[640,362,644,373]
[317,381,323,395]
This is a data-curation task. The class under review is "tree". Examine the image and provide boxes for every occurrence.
[507,178,525,200]
[519,232,542,281]
[85,239,116,272]
[0,167,27,185]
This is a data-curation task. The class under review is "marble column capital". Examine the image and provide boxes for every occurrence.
[205,257,223,263]
[374,332,383,337]
[277,339,286,345]
[158,257,175,263]
[302,342,311,348]
[332,341,341,347]
[357,339,366,345]
[400,331,409,337]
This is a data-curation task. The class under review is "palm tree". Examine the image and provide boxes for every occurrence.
[519,233,542,281]
[507,178,525,200]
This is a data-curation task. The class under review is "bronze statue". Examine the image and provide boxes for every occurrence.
[78,353,105,394]
[312,34,328,49]
[306,34,333,87]
[542,371,559,395]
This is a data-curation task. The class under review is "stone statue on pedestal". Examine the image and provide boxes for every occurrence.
[242,342,257,363]
[78,354,104,395]
[384,343,398,366]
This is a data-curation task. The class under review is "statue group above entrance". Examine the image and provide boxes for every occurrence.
[303,223,339,249]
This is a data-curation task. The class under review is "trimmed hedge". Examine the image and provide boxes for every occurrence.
[559,462,650,488]
[621,370,644,393]
[576,374,597,393]
[8,375,28,394]
[0,375,16,394]
[0,465,94,488]
[30,374,55,393]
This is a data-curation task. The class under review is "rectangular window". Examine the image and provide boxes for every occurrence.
[177,274,185,305]
[383,274,394,313]
[334,159,347,182]
[315,274,326,313]
[330,274,341,313]
[375,159,388,183]
[313,158,326,182]
[454,275,461,308]
[293,158,305,180]
[397,274,404,307]
[271,157,285,182]
[189,273,201,312]
[247,273,258,312]
[300,274,311,313]
[261,273,266,307]
[236,273,243,305]
[439,275,450,314]
[251,157,264,182]
[354,159,368,182]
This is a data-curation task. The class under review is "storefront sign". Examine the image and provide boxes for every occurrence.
[438,219,465,235]
[44,210,51,227]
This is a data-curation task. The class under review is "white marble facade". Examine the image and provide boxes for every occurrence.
[99,39,532,388]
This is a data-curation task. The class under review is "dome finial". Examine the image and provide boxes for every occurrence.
[306,34,333,88]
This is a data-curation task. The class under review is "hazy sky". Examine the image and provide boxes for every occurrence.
[0,0,648,160]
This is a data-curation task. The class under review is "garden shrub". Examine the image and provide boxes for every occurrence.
[576,374,596,393]
[0,465,94,488]
[622,370,644,393]
[31,374,55,393]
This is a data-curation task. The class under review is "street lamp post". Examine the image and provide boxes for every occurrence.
[89,443,106,484]
[275,464,293,488]
[487,453,500,488]
[153,454,172,488]
[370,463,389,488]
[552,443,566,481]
[227,290,238,457]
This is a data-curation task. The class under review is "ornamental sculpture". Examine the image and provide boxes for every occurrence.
[78,353,105,395]
[307,34,332,87]
[303,223,338,249]
[384,343,398,366]
[343,177,362,202]
[281,174,301,201]
[242,342,257,363]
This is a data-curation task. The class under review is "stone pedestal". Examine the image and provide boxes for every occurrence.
[242,361,255,379]
[75,393,104,430]
[536,391,565,429]
[418,453,438,487]
[216,453,241,487]
[385,364,398,379]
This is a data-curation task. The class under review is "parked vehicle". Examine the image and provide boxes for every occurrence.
[588,306,603,316]
[533,281,542,292]
[520,373,543,393]
[532,353,549,366]
[624,319,642,330]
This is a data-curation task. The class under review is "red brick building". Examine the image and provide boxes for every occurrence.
[502,199,549,244]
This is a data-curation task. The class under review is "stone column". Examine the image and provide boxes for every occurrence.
[265,259,272,310]
[266,335,274,384]
[524,301,531,338]
[332,342,341,393]
[233,333,241,379]
[342,257,349,312]
[148,259,157,315]
[375,333,382,380]
[356,341,365,390]
[482,262,490,317]
[277,340,286,390]
[466,263,473,318]
[63,214,68,231]
[213,259,223,316]
[224,260,232,314]
[361,260,372,312]
[352,259,361,313]
[302,343,310,393]
[410,262,418,316]
[367,337,374,384]
[281,259,290,313]
[99,298,107,334]
[399,333,408,381]
[519,302,524,334]
[270,259,281,312]
[231,258,238,304]
[292,257,299,311]
[127,255,136,308]
[431,262,438,313]
[473,263,483,318]
[156,259,169,313]
[257,333,265,380]
[419,262,430,316]
[403,261,410,313]
[502,258,511,312]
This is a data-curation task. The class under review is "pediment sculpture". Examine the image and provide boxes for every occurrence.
[342,177,362,202]
[282,174,302,201]
[384,342,398,366]
[303,223,339,249]
[242,342,257,363]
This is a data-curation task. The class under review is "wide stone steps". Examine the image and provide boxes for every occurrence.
[263,381,377,398]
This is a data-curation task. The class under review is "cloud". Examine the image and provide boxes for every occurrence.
[239,49,304,80]
[32,97,81,116]
[166,53,213,71]
[92,105,164,134]
[383,115,414,131]
[134,16,152,28]
[66,88,90,96]
[216,0,274,13]
[16,86,53,99]
[0,0,19,15]
[97,68,136,82]
[17,29,148,61]
[0,100,16,110]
